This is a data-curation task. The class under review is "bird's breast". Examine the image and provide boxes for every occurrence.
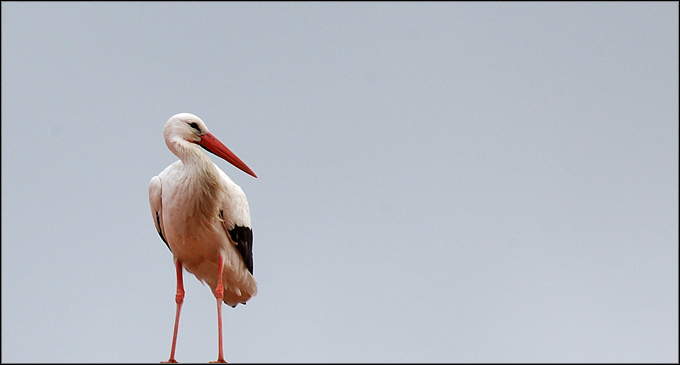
[160,163,229,262]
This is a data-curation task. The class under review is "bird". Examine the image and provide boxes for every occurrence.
[148,113,258,363]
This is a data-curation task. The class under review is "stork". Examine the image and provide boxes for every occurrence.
[148,113,257,363]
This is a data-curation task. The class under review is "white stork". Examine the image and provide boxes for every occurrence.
[148,113,257,363]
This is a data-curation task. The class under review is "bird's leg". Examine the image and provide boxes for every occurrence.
[163,259,185,363]
[210,254,227,363]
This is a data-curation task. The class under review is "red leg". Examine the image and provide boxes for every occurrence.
[209,254,227,363]
[163,260,185,363]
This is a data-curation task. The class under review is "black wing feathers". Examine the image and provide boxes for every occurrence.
[221,209,254,274]
[229,225,254,274]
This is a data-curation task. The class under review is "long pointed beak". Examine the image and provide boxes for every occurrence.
[198,133,257,178]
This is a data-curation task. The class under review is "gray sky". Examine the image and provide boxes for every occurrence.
[2,2,678,363]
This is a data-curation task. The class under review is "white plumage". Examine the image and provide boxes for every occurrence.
[149,112,257,363]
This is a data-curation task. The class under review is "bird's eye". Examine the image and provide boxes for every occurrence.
[188,122,201,133]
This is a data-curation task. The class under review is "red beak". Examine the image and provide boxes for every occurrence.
[198,133,257,178]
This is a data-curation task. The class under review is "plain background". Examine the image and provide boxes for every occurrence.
[2,2,678,363]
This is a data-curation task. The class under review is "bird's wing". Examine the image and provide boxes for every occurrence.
[149,175,170,251]
[221,211,254,274]
[216,166,254,274]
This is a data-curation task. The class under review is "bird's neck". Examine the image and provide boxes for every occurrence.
[175,142,227,233]
[173,139,219,185]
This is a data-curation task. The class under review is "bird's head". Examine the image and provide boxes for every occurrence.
[163,113,209,144]
[163,113,257,178]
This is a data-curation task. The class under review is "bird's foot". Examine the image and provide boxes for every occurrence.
[209,360,227,363]
[161,360,178,363]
